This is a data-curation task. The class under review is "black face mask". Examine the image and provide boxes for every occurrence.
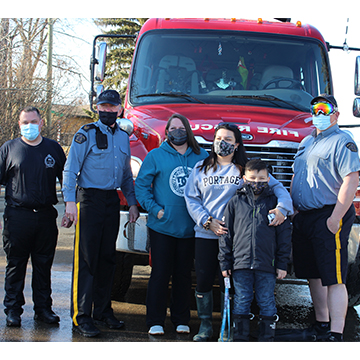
[247,181,269,195]
[168,129,188,146]
[99,111,118,127]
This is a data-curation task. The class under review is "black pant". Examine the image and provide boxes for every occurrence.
[195,237,225,293]
[146,228,195,328]
[71,188,120,326]
[2,205,58,314]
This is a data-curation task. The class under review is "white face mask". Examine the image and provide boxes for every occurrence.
[312,114,332,131]
[20,123,40,141]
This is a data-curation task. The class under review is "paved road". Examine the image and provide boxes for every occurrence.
[0,197,359,343]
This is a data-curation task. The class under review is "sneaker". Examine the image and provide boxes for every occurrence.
[176,325,190,334]
[148,325,164,335]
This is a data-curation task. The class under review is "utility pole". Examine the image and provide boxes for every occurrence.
[46,18,54,129]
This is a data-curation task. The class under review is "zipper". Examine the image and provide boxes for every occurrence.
[251,203,260,269]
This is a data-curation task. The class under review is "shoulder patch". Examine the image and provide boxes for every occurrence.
[81,123,96,132]
[346,142,358,152]
[74,133,87,144]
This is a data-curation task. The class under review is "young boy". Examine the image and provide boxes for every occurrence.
[218,159,292,341]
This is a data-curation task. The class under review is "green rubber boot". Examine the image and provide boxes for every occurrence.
[193,290,213,342]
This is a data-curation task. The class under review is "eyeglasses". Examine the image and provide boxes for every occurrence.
[310,102,337,116]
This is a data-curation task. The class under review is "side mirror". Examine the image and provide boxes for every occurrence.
[353,98,360,117]
[355,56,360,96]
[95,42,107,82]
[117,118,134,136]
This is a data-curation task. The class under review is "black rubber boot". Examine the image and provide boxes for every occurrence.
[193,290,213,342]
[258,314,278,342]
[233,314,254,342]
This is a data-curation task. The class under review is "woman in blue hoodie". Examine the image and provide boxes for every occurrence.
[135,114,208,336]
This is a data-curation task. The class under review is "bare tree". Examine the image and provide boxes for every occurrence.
[0,18,91,146]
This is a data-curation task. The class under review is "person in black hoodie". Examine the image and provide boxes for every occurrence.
[218,159,291,341]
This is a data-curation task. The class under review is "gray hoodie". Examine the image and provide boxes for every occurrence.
[184,160,293,239]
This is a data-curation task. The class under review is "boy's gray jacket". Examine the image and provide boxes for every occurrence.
[218,184,292,274]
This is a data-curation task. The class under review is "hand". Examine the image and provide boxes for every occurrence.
[268,208,285,226]
[276,269,287,280]
[209,218,228,236]
[157,209,164,220]
[222,270,231,278]
[65,201,78,226]
[129,205,140,223]
[61,214,73,228]
[326,216,340,234]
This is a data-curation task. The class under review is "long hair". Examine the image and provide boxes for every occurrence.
[199,123,248,174]
[165,113,201,155]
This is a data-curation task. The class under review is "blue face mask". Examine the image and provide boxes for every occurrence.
[312,114,332,131]
[21,123,40,141]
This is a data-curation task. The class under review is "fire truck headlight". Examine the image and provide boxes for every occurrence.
[130,156,142,179]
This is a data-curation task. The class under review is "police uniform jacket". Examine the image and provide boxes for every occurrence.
[62,120,136,206]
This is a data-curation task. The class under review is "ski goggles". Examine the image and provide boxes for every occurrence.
[310,102,337,116]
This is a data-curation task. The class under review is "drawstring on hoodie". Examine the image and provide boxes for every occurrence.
[177,152,189,177]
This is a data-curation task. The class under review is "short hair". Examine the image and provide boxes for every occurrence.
[245,158,268,175]
[19,106,41,118]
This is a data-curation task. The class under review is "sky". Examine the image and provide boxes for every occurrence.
[4,1,360,127]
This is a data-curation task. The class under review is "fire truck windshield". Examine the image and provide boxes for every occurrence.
[129,30,331,112]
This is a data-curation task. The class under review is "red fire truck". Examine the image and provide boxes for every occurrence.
[90,18,360,306]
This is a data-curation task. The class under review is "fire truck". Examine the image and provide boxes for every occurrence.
[90,18,360,306]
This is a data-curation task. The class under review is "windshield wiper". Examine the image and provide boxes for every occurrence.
[226,94,305,112]
[137,92,206,104]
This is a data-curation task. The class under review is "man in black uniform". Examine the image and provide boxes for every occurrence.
[0,106,66,327]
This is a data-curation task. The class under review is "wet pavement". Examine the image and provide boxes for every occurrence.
[0,201,359,343]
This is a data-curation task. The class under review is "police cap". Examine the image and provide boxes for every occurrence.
[96,90,121,106]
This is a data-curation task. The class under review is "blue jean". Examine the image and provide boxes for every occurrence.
[232,269,277,317]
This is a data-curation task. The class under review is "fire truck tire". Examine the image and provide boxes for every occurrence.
[111,251,134,301]
[346,245,360,307]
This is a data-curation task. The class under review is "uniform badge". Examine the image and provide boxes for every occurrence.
[75,133,86,144]
[44,154,55,168]
[346,142,358,152]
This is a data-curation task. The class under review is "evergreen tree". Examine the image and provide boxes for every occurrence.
[94,18,148,97]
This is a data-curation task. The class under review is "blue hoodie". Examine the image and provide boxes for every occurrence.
[135,141,208,238]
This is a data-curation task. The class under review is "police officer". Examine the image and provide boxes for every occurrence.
[0,106,66,327]
[291,94,360,341]
[62,90,139,337]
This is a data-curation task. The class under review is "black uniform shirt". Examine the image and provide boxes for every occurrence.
[0,137,66,208]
